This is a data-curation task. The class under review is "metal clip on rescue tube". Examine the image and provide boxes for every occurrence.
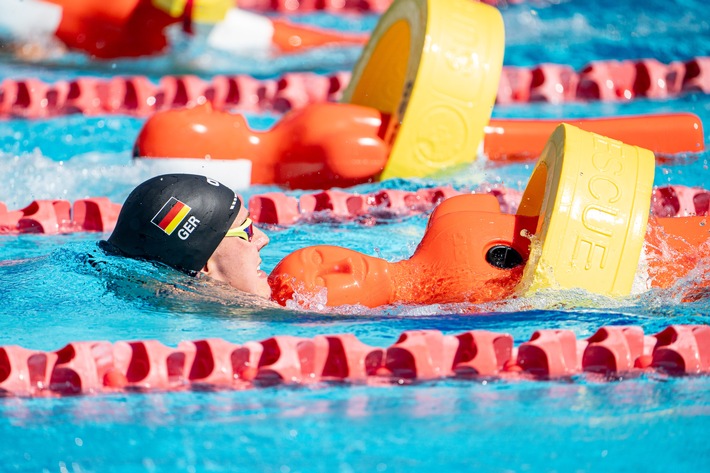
[341,0,504,179]
[516,124,656,297]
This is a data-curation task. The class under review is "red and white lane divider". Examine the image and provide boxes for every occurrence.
[249,186,470,225]
[1,57,708,118]
[0,198,121,235]
[237,0,522,14]
[0,185,707,235]
[250,185,710,225]
[0,324,708,397]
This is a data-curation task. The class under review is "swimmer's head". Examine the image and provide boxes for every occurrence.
[102,174,240,275]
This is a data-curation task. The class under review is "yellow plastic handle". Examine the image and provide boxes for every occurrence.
[516,124,655,297]
[152,0,230,23]
[341,0,504,180]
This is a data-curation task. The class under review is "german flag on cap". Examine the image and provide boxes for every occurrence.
[105,174,241,274]
[151,197,191,235]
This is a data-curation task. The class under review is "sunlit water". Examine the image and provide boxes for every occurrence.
[1,1,709,472]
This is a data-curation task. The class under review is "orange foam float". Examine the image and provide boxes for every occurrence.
[136,102,390,189]
[484,114,704,162]
[1,324,708,397]
[134,101,705,189]
[0,0,366,59]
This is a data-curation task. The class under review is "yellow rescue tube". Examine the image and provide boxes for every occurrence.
[517,123,656,297]
[341,0,505,180]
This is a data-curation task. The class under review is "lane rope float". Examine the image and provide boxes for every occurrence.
[4,183,708,234]
[1,57,708,119]
[0,324,708,397]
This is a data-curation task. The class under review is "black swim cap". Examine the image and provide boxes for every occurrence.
[104,174,241,275]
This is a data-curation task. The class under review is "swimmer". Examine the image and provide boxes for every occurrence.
[100,174,271,299]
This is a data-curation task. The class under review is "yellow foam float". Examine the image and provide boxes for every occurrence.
[342,0,505,180]
[516,123,656,297]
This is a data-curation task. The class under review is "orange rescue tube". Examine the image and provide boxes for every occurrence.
[271,18,368,53]
[135,102,389,189]
[485,113,705,162]
[51,0,174,58]
[269,194,539,307]
[268,194,710,308]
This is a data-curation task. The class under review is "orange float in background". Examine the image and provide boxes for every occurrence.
[135,102,389,189]
[485,113,705,162]
[270,17,367,53]
[134,101,705,189]
[1,0,367,59]
[53,0,175,58]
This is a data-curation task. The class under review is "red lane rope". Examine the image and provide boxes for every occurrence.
[1,57,708,119]
[0,185,706,235]
[0,198,121,235]
[237,0,522,14]
[248,184,710,226]
[1,324,708,397]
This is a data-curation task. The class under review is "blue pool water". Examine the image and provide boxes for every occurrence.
[1,0,710,471]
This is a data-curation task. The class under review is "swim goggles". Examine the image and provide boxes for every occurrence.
[224,217,254,242]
